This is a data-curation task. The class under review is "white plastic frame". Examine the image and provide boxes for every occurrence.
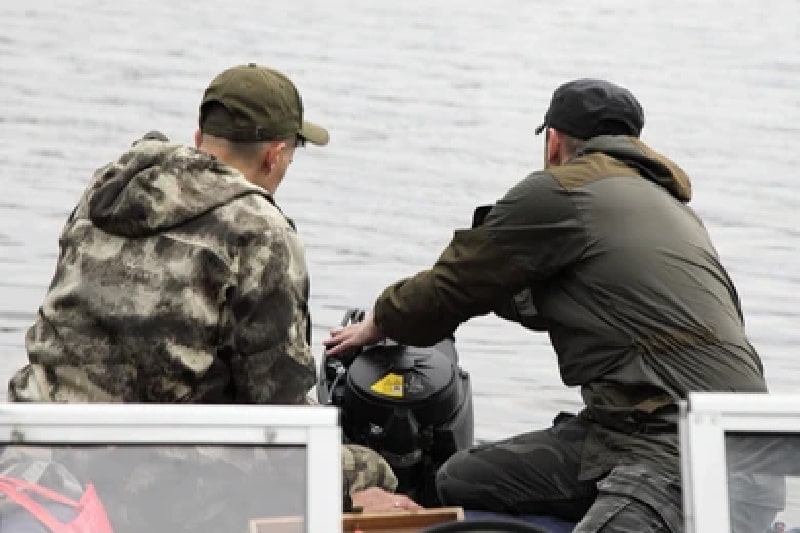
[0,403,342,533]
[680,392,800,533]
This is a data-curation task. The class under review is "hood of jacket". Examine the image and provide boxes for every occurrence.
[577,135,692,202]
[87,132,268,237]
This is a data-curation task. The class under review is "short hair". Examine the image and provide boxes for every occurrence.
[558,130,587,159]
[201,103,304,159]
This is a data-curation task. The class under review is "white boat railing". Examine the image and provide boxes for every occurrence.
[681,393,800,533]
[0,403,342,533]
[3,394,799,532]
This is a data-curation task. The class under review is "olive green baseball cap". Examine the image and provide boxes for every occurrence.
[199,63,329,146]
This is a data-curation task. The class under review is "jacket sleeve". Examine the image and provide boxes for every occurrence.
[373,172,587,346]
[374,224,530,346]
[228,227,316,404]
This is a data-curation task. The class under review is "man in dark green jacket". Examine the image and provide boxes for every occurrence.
[325,79,774,531]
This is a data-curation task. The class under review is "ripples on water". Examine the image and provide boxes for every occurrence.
[1,1,798,440]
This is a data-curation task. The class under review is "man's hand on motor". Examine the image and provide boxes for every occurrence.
[324,312,386,356]
[351,487,422,512]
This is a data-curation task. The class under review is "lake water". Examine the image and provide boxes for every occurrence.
[1,1,798,443]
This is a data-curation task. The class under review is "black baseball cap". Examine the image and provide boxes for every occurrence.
[200,63,329,146]
[534,78,644,140]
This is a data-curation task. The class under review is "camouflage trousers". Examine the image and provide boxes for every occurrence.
[436,412,683,532]
[342,444,398,495]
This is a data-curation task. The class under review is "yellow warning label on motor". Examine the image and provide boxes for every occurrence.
[370,373,404,398]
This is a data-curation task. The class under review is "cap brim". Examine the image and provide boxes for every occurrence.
[299,120,329,146]
[534,122,546,135]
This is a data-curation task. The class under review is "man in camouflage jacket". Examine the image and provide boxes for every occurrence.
[326,79,777,531]
[8,64,415,512]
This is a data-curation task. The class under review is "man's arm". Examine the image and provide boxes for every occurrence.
[373,225,530,346]
[373,172,588,347]
[342,444,422,512]
[227,226,316,403]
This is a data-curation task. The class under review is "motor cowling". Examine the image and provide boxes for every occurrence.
[319,310,474,506]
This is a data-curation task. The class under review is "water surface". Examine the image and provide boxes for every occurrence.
[1,1,798,443]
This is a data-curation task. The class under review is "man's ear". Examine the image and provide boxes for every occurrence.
[194,129,202,149]
[262,141,287,172]
[545,128,562,168]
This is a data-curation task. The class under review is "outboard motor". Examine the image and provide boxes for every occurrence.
[319,309,474,507]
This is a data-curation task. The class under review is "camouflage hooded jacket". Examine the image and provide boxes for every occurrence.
[9,133,316,403]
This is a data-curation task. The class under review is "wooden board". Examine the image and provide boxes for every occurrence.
[250,515,304,533]
[250,507,464,533]
[343,507,464,533]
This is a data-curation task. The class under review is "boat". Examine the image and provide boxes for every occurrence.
[0,394,798,532]
[1,307,798,533]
